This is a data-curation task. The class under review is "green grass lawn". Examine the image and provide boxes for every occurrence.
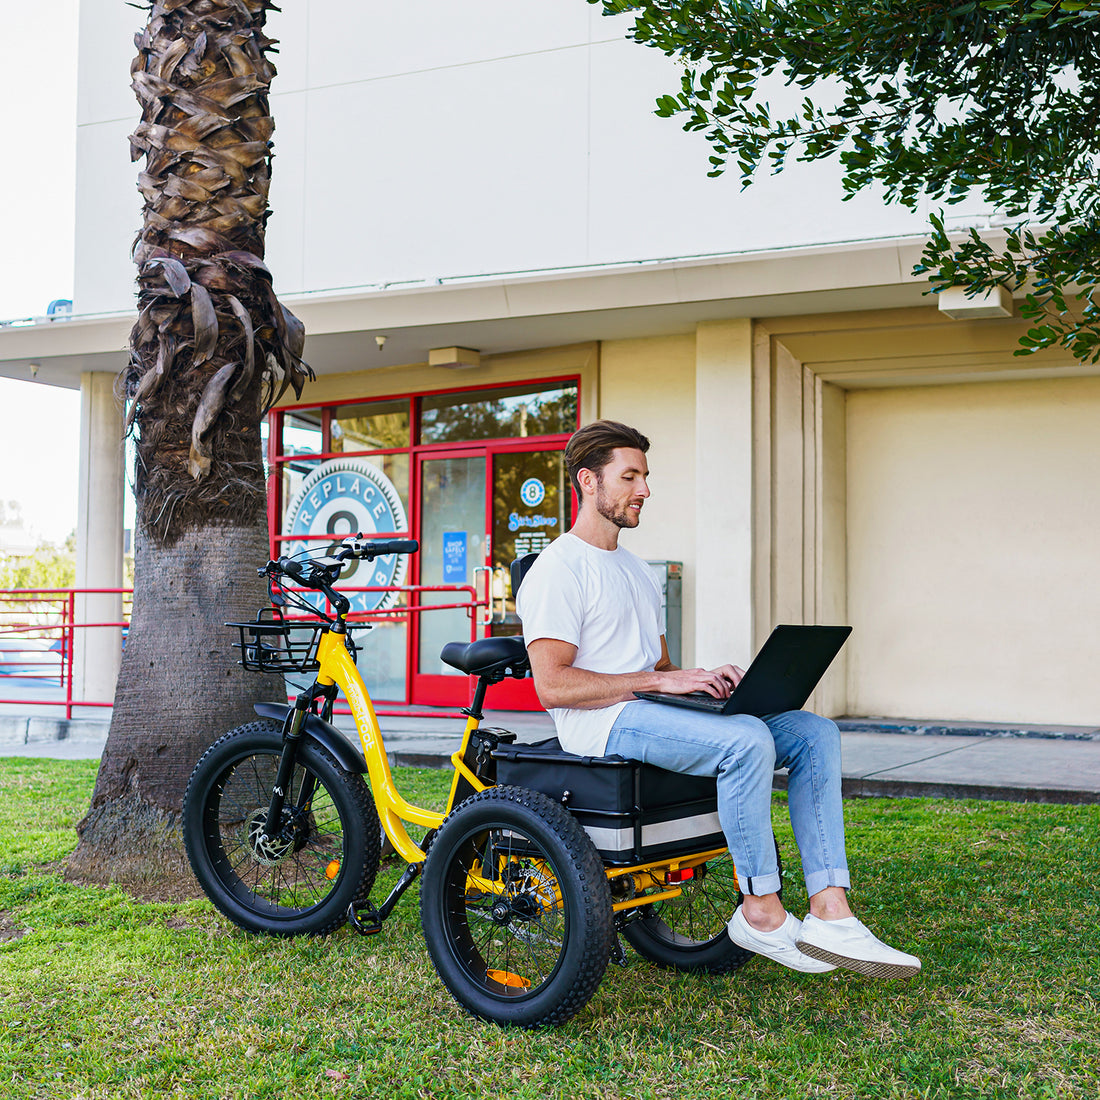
[1,758,1097,1099]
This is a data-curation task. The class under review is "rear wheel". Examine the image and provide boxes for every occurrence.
[623,837,783,973]
[183,721,379,935]
[419,786,614,1028]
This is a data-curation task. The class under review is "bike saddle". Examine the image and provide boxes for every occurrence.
[440,636,529,679]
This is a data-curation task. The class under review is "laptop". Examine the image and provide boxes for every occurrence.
[634,624,851,717]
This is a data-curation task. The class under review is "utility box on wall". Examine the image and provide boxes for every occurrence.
[647,561,683,668]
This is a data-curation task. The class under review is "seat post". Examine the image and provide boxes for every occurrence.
[463,676,492,721]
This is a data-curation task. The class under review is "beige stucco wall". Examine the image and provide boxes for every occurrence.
[846,375,1100,725]
[598,332,699,666]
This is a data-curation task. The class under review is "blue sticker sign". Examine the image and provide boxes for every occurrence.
[442,531,468,584]
[284,458,409,613]
[520,477,546,507]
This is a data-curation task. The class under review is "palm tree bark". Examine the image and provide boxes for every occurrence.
[68,0,309,891]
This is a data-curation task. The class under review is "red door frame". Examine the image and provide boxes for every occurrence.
[410,437,573,710]
[409,444,486,707]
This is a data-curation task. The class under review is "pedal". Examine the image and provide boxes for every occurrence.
[347,902,383,935]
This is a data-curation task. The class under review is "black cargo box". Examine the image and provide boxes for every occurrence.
[491,737,725,866]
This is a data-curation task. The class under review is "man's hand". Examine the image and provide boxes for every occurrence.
[653,663,745,699]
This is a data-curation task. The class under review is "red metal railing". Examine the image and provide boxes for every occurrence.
[0,587,132,719]
[275,582,481,719]
[0,583,482,720]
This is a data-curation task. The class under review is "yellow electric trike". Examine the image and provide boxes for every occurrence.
[182,537,753,1027]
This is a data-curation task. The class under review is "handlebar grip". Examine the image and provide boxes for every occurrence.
[277,556,308,579]
[370,539,419,556]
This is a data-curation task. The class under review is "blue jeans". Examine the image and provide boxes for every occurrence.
[606,702,851,897]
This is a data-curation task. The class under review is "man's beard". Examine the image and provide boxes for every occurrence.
[595,484,639,528]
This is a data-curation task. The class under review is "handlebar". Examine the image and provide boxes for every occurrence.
[261,535,419,591]
[342,538,419,559]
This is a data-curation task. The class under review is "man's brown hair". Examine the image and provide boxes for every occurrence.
[565,420,650,498]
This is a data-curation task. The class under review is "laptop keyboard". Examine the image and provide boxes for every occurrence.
[646,690,728,711]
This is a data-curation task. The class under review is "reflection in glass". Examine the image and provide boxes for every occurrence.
[420,381,577,444]
[492,450,568,636]
[283,615,408,702]
[283,409,323,456]
[332,399,409,452]
[260,416,270,478]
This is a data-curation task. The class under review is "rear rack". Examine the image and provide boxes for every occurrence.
[228,608,325,674]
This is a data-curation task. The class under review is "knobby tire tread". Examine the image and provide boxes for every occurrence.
[420,785,614,1028]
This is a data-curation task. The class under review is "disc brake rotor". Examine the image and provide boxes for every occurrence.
[245,808,295,866]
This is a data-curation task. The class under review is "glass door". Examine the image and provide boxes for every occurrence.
[483,445,570,708]
[410,443,572,709]
[411,450,487,705]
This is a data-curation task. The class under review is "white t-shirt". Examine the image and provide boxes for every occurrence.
[515,532,663,756]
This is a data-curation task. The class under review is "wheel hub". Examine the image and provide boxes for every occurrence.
[245,809,295,865]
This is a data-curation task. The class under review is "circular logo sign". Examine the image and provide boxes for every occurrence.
[284,458,409,612]
[520,477,546,507]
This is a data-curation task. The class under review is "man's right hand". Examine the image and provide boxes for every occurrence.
[654,664,744,699]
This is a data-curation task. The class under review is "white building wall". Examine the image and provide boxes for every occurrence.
[74,0,929,316]
[846,375,1100,726]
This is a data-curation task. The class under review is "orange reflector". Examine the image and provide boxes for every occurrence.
[325,859,341,880]
[665,867,695,885]
[487,968,531,989]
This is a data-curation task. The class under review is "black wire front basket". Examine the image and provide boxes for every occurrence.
[228,608,325,674]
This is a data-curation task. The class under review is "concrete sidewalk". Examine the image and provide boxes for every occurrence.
[2,706,1099,804]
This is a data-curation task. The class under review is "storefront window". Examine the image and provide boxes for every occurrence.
[419,381,577,444]
[270,374,578,706]
[283,409,323,456]
[332,399,410,452]
[280,452,411,538]
[260,417,270,477]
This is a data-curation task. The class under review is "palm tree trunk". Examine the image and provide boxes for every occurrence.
[67,521,275,890]
[68,0,308,891]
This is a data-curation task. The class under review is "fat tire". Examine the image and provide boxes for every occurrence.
[419,785,613,1028]
[623,835,783,974]
[183,721,380,936]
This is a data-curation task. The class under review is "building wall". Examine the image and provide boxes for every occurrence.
[599,332,699,665]
[73,0,929,316]
[846,375,1100,725]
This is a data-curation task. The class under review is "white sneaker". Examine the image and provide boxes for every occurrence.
[796,914,921,979]
[727,906,837,974]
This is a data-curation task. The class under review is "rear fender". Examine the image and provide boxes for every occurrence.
[252,702,366,774]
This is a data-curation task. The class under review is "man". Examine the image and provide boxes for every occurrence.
[516,419,920,979]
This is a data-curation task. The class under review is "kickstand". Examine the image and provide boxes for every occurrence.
[611,936,630,969]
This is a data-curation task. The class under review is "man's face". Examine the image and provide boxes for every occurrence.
[592,447,650,529]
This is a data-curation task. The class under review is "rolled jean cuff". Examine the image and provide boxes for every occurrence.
[736,870,782,896]
[804,868,851,897]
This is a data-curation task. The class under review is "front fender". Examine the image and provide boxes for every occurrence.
[253,702,366,774]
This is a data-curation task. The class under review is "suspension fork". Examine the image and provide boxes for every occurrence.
[260,705,308,840]
[260,680,329,834]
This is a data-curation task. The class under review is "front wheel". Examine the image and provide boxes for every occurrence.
[419,786,614,1028]
[183,721,380,936]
